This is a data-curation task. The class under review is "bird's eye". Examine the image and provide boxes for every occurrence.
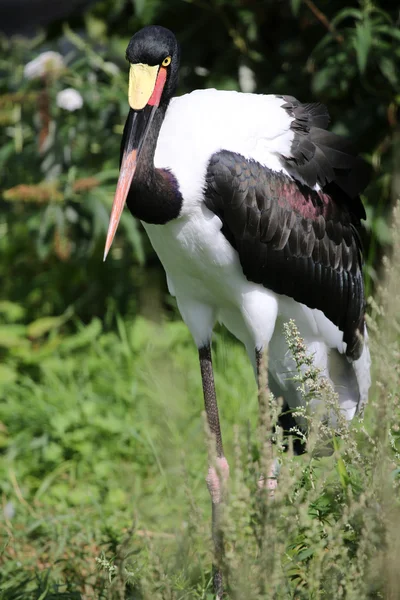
[162,56,172,67]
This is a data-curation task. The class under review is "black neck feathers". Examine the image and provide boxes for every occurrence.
[125,104,182,225]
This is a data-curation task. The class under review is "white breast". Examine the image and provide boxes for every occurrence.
[154,89,294,213]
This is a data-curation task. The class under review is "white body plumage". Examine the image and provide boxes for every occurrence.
[139,89,371,423]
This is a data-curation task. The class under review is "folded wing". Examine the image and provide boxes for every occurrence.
[204,113,369,359]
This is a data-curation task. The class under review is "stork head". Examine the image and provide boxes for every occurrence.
[104,26,180,260]
[126,26,180,110]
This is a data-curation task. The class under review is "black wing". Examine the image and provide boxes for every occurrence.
[278,95,370,203]
[204,144,369,360]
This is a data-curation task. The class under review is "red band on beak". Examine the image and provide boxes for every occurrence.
[148,66,167,107]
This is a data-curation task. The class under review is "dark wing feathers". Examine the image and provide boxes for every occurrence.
[281,96,331,130]
[279,96,370,211]
[204,149,368,360]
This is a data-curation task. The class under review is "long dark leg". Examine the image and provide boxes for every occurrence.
[199,344,229,599]
[255,348,279,495]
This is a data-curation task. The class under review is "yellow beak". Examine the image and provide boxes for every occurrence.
[128,63,159,110]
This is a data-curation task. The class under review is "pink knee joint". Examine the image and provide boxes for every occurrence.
[206,456,230,504]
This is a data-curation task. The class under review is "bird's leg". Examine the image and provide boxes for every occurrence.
[255,347,279,497]
[199,344,229,599]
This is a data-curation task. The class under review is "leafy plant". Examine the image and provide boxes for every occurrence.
[1,0,399,324]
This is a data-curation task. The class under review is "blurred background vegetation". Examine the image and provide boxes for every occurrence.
[1,1,400,598]
[1,0,399,335]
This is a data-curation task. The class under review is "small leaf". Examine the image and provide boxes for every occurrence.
[297,547,315,562]
[376,24,400,42]
[0,301,25,323]
[312,66,337,94]
[60,318,102,353]
[0,325,28,348]
[379,57,398,87]
[27,315,65,339]
[331,7,362,27]
[354,21,372,74]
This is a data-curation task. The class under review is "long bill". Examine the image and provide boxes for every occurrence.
[103,63,167,261]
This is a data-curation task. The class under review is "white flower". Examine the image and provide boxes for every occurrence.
[56,88,83,112]
[194,66,209,77]
[238,63,256,93]
[24,51,64,80]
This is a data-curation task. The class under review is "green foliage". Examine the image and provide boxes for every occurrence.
[1,290,400,598]
[0,0,399,323]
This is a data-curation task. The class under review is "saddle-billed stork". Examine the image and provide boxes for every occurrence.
[104,25,371,596]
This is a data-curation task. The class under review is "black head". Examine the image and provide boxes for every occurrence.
[126,26,180,103]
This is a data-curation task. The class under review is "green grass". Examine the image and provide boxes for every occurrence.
[0,317,258,598]
[2,209,400,599]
